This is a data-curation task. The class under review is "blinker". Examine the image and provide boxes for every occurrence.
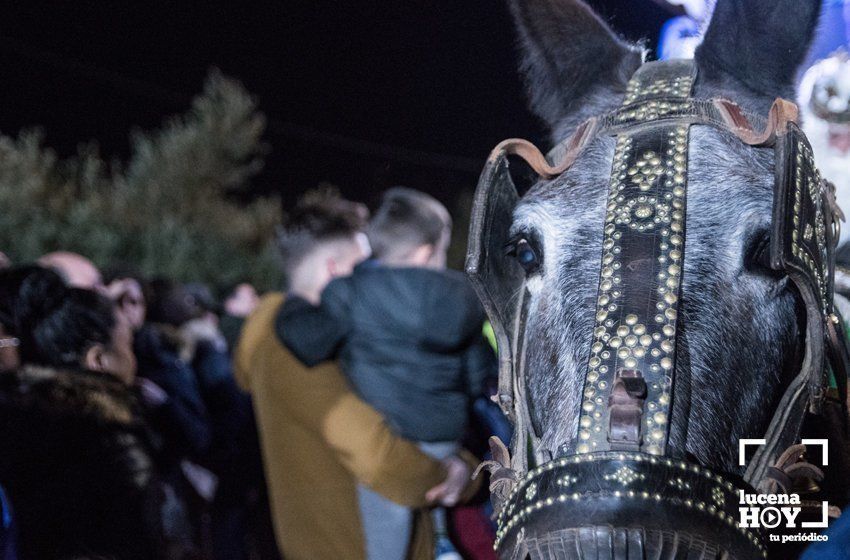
[466,146,525,421]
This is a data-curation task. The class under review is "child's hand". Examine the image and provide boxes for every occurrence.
[425,455,471,507]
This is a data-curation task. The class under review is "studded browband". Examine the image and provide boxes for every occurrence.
[468,59,848,556]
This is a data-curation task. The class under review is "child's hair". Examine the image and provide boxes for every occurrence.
[367,187,452,261]
[276,188,368,282]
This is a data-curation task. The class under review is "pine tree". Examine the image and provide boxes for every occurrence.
[0,70,281,290]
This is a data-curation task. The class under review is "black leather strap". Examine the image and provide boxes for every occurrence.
[572,60,695,457]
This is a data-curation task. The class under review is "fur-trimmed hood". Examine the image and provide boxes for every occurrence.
[0,365,138,427]
[0,365,176,560]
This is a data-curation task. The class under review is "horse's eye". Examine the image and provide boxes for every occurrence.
[507,238,542,274]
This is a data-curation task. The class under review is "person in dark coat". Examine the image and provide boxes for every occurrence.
[0,365,173,560]
[191,334,268,560]
[133,324,213,461]
[134,279,212,463]
[0,485,16,560]
[180,283,273,560]
[0,265,190,560]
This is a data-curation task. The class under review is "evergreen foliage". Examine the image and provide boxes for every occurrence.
[0,70,281,290]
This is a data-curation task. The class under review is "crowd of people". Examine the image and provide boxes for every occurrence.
[0,187,506,560]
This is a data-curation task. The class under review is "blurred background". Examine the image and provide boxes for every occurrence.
[0,1,676,200]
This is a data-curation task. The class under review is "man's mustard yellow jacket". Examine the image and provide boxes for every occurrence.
[234,293,454,559]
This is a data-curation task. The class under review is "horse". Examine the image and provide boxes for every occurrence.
[467,0,850,557]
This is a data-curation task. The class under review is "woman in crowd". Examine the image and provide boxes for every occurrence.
[0,265,190,560]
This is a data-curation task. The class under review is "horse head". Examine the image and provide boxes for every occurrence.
[467,1,849,557]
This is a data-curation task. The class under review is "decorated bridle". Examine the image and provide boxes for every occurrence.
[467,60,850,558]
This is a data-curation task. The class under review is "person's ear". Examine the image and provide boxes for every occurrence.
[83,344,108,373]
[428,243,448,268]
[326,257,340,278]
[409,244,435,266]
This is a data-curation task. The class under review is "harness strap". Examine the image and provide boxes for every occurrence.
[498,96,779,189]
[492,118,600,180]
[713,98,798,146]
[472,436,518,518]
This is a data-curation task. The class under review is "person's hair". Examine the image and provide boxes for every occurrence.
[5,266,116,369]
[0,265,66,334]
[145,278,203,327]
[367,187,452,260]
[218,279,251,301]
[276,188,367,283]
[102,264,146,286]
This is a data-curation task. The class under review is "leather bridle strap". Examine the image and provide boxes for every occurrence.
[570,60,697,457]
[713,98,799,146]
[492,119,600,180]
[496,97,797,179]
[745,124,843,489]
[497,96,800,181]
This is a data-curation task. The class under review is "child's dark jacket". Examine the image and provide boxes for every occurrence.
[278,263,494,442]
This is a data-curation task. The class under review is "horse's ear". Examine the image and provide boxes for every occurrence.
[509,0,643,140]
[696,0,822,100]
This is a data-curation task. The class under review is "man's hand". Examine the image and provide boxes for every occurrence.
[425,455,471,507]
[224,283,259,318]
[106,278,146,330]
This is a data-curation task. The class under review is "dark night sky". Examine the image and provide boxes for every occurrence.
[0,0,672,208]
